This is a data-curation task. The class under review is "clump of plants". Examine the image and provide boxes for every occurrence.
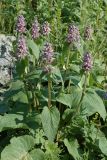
[0,1,107,160]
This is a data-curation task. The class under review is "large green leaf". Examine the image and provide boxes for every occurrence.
[88,125,107,156]
[1,135,35,160]
[97,131,107,156]
[30,149,45,160]
[56,93,73,108]
[64,138,81,160]
[41,106,60,141]
[27,39,40,60]
[81,89,106,120]
[56,87,82,108]
[4,80,28,103]
[0,114,27,132]
[12,91,28,104]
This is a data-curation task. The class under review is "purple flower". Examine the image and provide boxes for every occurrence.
[84,26,93,40]
[67,25,80,44]
[82,52,92,71]
[42,42,54,64]
[16,15,26,33]
[42,21,51,36]
[31,18,40,39]
[17,36,27,59]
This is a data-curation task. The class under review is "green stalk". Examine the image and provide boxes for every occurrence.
[66,47,71,70]
[24,81,32,112]
[48,74,52,109]
[77,71,88,114]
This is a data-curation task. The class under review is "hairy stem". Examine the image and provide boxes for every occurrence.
[66,48,71,70]
[77,71,88,114]
[48,75,52,109]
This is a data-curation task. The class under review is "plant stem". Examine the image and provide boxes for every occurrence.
[66,47,71,70]
[24,80,32,112]
[77,71,88,114]
[48,74,52,109]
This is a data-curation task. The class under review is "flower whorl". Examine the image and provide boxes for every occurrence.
[42,42,54,64]
[82,52,92,71]
[17,35,27,59]
[84,26,93,40]
[67,25,80,44]
[42,21,51,36]
[16,15,26,33]
[31,18,40,39]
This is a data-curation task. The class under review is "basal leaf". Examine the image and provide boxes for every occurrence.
[41,106,60,141]
[81,89,106,120]
[30,149,45,160]
[1,135,35,160]
[0,114,27,132]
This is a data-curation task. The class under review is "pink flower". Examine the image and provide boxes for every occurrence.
[31,18,40,39]
[16,15,26,33]
[17,35,27,59]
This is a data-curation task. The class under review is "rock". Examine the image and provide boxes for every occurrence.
[0,34,16,85]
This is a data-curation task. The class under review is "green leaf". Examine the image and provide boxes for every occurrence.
[4,80,28,103]
[62,109,73,122]
[51,66,64,85]
[89,125,107,156]
[30,149,45,160]
[56,87,82,108]
[0,114,27,132]
[4,80,24,98]
[1,135,35,160]
[12,91,28,104]
[81,89,106,120]
[64,138,81,160]
[41,107,60,141]
[96,131,107,156]
[56,93,73,108]
[27,39,40,60]
[16,58,29,76]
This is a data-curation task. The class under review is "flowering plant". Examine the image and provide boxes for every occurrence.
[0,1,107,160]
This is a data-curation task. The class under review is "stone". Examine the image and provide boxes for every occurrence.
[0,34,16,85]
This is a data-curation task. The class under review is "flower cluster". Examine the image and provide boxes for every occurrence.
[82,52,92,71]
[42,42,54,64]
[42,21,51,36]
[31,18,40,39]
[16,15,26,33]
[42,42,54,73]
[17,36,27,59]
[67,25,80,44]
[84,26,93,40]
